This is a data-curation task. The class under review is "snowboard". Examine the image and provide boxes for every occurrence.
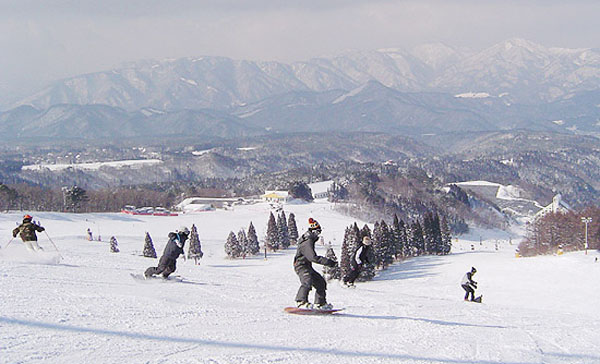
[130,273,184,282]
[284,307,344,315]
[465,295,483,303]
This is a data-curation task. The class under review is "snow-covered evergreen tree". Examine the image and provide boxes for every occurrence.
[277,211,290,249]
[360,224,372,241]
[237,229,249,257]
[288,213,299,245]
[391,214,402,259]
[225,231,242,258]
[109,236,120,253]
[380,220,395,268]
[187,224,204,264]
[340,224,360,282]
[143,232,157,258]
[397,218,408,258]
[410,220,425,255]
[265,212,279,251]
[247,221,260,255]
[423,212,435,255]
[440,215,452,255]
[323,246,341,280]
[372,221,384,268]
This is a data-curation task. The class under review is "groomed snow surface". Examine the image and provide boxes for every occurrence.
[1,201,599,364]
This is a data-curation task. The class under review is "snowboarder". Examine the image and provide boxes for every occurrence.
[12,214,45,251]
[144,226,189,279]
[461,267,478,301]
[343,235,372,287]
[293,218,336,310]
[87,228,93,241]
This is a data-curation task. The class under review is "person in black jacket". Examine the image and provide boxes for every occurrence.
[461,267,478,301]
[144,226,189,279]
[343,236,372,287]
[293,218,336,310]
[12,214,45,251]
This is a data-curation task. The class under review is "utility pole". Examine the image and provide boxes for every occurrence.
[581,217,592,255]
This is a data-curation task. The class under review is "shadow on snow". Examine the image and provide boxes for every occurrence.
[2,316,593,364]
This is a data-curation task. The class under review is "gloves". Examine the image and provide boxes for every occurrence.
[12,232,17,238]
[326,259,336,267]
[40,227,45,232]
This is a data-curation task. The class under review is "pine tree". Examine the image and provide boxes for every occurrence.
[411,220,425,255]
[397,218,408,258]
[423,212,435,255]
[277,211,290,249]
[247,221,260,255]
[187,224,204,264]
[372,221,384,268]
[109,236,120,253]
[432,212,443,254]
[225,231,242,258]
[380,220,395,268]
[237,229,249,257]
[323,246,341,280]
[340,225,358,283]
[265,212,279,251]
[359,224,372,241]
[440,215,452,255]
[288,213,299,245]
[143,232,157,258]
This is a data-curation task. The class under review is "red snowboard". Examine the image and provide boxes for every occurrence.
[284,307,344,315]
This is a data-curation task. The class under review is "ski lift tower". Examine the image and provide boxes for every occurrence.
[581,217,592,255]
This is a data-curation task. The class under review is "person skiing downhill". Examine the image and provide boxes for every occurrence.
[12,214,45,251]
[343,235,372,287]
[144,226,189,279]
[293,218,336,310]
[461,267,478,301]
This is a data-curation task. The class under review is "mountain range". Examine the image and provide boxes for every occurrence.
[2,38,600,141]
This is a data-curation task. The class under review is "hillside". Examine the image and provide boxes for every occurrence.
[1,200,599,363]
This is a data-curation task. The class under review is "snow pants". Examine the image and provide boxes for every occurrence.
[145,256,177,278]
[294,264,327,305]
[344,263,362,284]
[24,240,43,252]
[462,284,475,301]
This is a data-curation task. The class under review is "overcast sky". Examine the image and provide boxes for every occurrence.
[1,0,599,103]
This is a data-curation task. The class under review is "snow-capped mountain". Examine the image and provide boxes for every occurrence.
[432,38,600,101]
[13,39,600,112]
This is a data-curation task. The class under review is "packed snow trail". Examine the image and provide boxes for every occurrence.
[1,204,599,364]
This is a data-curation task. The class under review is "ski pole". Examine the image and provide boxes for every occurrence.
[3,236,15,249]
[44,231,64,259]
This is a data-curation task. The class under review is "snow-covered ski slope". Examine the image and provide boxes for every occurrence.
[1,201,599,364]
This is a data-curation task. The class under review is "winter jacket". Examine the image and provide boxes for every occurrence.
[161,232,187,260]
[461,272,476,287]
[354,244,371,266]
[294,230,334,268]
[13,220,45,241]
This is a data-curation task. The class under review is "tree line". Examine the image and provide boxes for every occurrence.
[518,207,600,256]
[325,211,452,283]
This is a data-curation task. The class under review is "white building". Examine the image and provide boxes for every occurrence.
[308,180,334,200]
[534,194,571,220]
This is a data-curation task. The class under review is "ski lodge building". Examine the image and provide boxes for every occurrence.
[533,194,571,220]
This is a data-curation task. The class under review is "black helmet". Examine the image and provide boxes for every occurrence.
[471,267,477,273]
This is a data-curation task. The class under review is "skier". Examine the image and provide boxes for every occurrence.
[87,228,93,241]
[461,267,478,301]
[293,218,336,310]
[144,226,189,279]
[12,214,45,251]
[343,235,372,287]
